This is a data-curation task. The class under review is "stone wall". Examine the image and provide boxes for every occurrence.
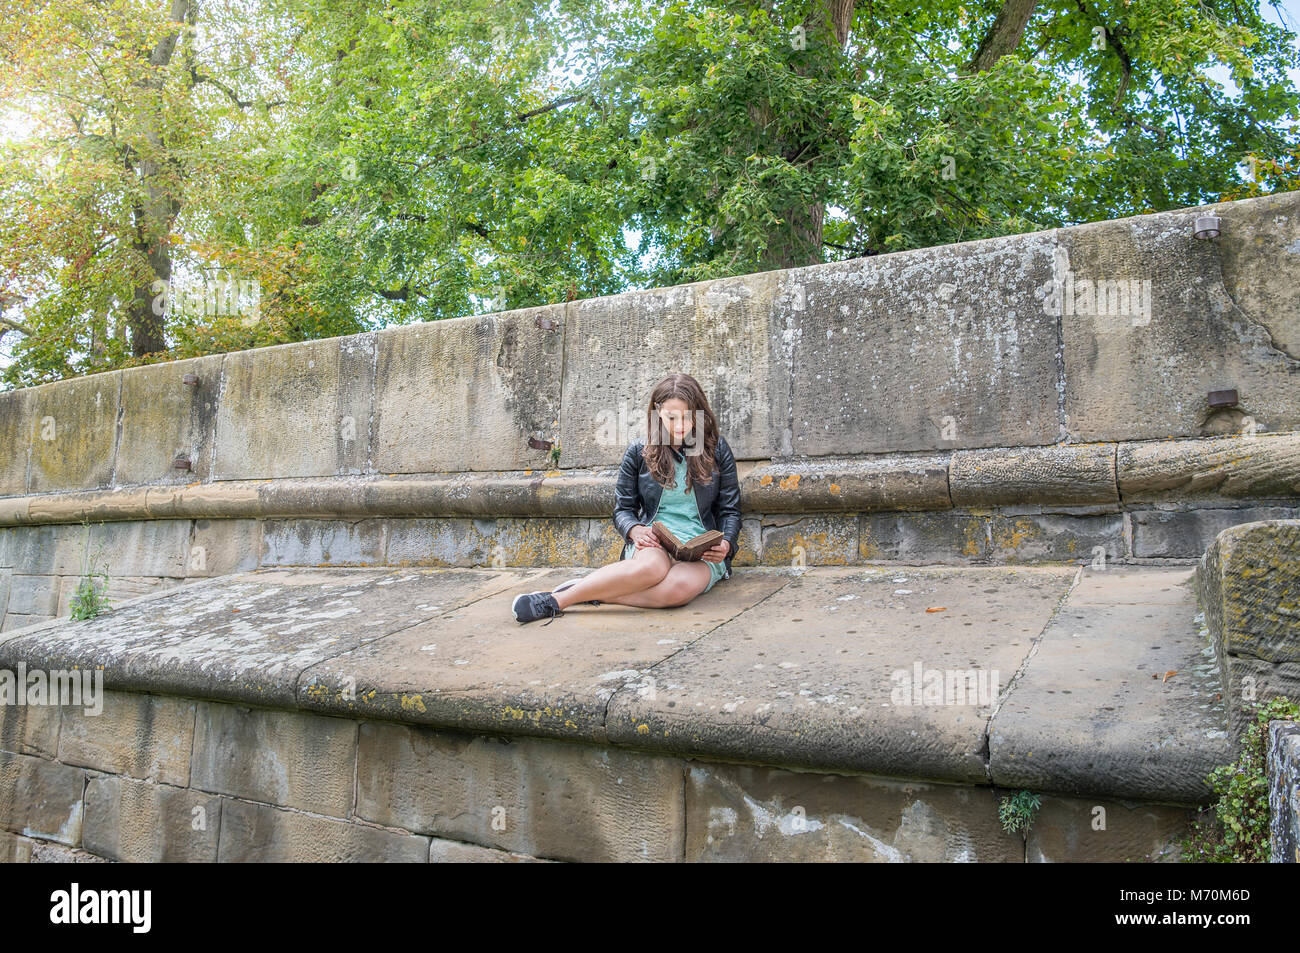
[0,192,1298,630]
[1270,720,1300,863]
[0,689,1194,863]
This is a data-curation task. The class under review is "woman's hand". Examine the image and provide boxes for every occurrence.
[630,525,662,550]
[700,539,731,563]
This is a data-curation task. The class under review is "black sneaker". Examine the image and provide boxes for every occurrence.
[554,578,602,607]
[512,591,565,625]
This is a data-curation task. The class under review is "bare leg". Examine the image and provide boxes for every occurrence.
[550,546,673,609]
[603,560,713,608]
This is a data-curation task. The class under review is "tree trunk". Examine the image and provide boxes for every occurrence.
[966,0,1038,73]
[759,0,855,272]
[125,0,196,358]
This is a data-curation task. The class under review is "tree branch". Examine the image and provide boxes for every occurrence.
[371,283,428,301]
[188,67,285,109]
[412,90,595,173]
[0,312,33,335]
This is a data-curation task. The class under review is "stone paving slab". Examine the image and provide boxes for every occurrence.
[606,566,1075,783]
[0,563,1234,802]
[988,566,1230,802]
[297,568,792,741]
[0,568,536,707]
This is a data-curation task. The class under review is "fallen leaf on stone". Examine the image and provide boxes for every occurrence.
[925,606,947,613]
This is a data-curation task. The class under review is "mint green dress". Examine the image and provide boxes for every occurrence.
[622,452,728,593]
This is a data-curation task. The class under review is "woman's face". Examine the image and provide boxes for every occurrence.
[657,398,694,444]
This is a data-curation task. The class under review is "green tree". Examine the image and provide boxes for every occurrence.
[1,0,1296,384]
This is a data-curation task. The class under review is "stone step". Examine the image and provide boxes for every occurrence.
[0,563,1230,805]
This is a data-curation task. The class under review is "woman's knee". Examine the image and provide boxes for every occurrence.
[629,549,671,586]
[663,569,710,606]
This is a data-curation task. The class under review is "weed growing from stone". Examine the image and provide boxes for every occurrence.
[999,789,1041,835]
[1180,695,1300,862]
[68,519,112,621]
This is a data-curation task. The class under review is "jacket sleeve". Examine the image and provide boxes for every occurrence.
[612,441,644,543]
[716,438,742,558]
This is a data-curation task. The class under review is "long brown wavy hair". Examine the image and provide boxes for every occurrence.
[642,373,720,494]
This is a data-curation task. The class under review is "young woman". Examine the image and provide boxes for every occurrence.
[512,373,741,625]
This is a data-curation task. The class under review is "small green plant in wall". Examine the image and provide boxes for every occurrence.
[68,520,113,621]
[999,790,1041,835]
[1181,695,1300,862]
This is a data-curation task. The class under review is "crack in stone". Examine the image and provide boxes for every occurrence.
[1214,252,1300,366]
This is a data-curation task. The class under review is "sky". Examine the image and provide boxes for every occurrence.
[1,0,1299,376]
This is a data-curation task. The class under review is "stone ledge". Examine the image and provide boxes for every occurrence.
[0,563,1232,805]
[1196,519,1300,741]
[0,432,1295,528]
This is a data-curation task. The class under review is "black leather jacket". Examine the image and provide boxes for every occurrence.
[613,435,742,579]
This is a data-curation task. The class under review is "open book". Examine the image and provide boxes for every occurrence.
[649,522,724,561]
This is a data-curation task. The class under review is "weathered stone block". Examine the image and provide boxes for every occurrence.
[1,614,55,632]
[1060,195,1300,441]
[82,775,219,862]
[784,234,1062,455]
[951,444,1117,506]
[187,519,261,577]
[1119,433,1300,503]
[746,454,951,513]
[374,307,564,473]
[860,511,990,562]
[89,520,193,577]
[0,829,33,862]
[7,575,59,616]
[0,699,60,757]
[608,566,1069,785]
[26,371,120,493]
[1,524,91,575]
[29,842,109,862]
[1268,720,1300,863]
[259,518,388,567]
[214,333,374,480]
[0,750,85,845]
[1220,657,1300,741]
[1026,793,1195,862]
[57,575,169,617]
[355,722,685,862]
[58,692,195,785]
[685,762,1022,862]
[1134,506,1298,558]
[561,276,779,467]
[1217,190,1300,363]
[385,516,594,568]
[989,570,1231,804]
[758,515,859,567]
[1196,519,1300,663]
[190,702,356,816]
[987,513,1125,563]
[217,798,429,862]
[0,389,33,497]
[116,354,225,485]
